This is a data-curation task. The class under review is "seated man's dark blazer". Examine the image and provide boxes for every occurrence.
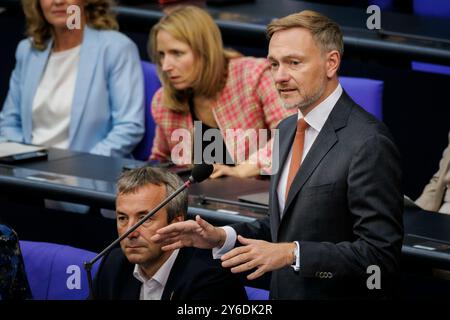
[91,247,248,300]
[232,91,404,300]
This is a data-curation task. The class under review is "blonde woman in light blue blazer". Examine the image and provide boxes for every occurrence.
[0,0,144,158]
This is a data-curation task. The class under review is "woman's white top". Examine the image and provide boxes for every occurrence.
[31,45,81,148]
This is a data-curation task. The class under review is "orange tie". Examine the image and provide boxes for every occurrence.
[285,119,309,200]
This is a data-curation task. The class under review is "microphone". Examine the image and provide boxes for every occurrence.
[190,163,214,183]
[84,163,213,299]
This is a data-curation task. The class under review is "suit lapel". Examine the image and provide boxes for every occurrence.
[282,124,338,215]
[122,275,141,300]
[69,26,100,143]
[22,41,52,141]
[161,248,192,300]
[282,92,353,220]
[270,115,297,239]
[115,253,141,300]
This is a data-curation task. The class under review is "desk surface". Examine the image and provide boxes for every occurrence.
[1,148,450,268]
[0,148,269,220]
[403,208,450,269]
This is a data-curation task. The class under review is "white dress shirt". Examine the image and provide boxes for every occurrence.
[214,84,343,258]
[31,45,80,149]
[132,249,179,300]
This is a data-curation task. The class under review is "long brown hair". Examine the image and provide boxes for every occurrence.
[22,0,119,51]
[149,6,241,113]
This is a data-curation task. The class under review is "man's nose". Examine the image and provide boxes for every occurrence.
[274,65,290,83]
[126,223,141,239]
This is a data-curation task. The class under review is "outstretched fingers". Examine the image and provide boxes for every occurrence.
[247,266,266,280]
[161,240,185,251]
[156,220,196,235]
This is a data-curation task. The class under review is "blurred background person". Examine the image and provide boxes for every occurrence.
[416,130,450,214]
[148,6,295,178]
[0,224,32,300]
[0,0,144,158]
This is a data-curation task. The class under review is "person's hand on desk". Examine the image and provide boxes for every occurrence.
[210,162,260,179]
[221,235,296,280]
[152,215,226,250]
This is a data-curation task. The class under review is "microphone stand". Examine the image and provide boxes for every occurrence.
[84,177,193,299]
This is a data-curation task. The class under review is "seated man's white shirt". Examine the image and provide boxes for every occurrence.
[133,249,179,300]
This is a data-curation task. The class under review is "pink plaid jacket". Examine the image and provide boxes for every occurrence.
[150,57,295,172]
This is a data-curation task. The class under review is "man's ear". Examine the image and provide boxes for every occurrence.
[326,50,340,78]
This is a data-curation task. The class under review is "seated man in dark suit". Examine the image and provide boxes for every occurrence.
[92,167,247,300]
[0,224,32,300]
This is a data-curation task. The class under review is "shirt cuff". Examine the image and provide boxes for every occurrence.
[291,241,300,272]
[212,226,237,259]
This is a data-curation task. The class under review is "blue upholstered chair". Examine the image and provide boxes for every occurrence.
[413,0,450,19]
[368,0,393,10]
[19,241,101,300]
[411,62,450,76]
[20,240,268,300]
[245,286,270,300]
[132,61,161,161]
[339,76,384,120]
[411,0,450,76]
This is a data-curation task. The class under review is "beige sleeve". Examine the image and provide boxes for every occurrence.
[415,131,450,211]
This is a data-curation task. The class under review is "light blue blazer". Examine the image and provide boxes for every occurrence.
[0,26,144,158]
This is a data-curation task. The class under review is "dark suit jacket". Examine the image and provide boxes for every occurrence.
[91,246,247,300]
[232,91,403,299]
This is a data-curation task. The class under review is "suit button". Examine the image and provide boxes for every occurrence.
[319,272,324,278]
[315,272,320,277]
[328,272,333,278]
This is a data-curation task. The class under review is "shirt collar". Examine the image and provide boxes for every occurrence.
[298,84,343,132]
[132,249,180,287]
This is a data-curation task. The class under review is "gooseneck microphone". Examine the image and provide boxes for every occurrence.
[84,163,213,299]
[190,162,214,184]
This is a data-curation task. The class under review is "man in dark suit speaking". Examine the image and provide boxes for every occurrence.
[152,10,403,299]
[92,167,247,300]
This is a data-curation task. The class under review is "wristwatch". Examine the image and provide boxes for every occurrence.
[291,241,300,272]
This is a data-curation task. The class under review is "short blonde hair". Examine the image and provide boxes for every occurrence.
[148,6,241,113]
[22,0,119,51]
[267,10,343,56]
